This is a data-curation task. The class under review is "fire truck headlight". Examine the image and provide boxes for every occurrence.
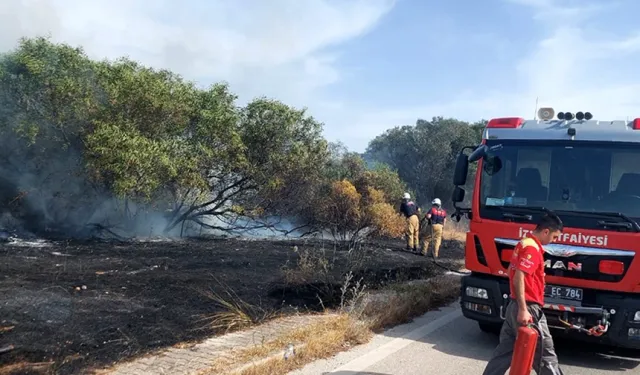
[466,286,489,299]
[634,311,640,321]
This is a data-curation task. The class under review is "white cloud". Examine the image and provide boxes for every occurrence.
[336,0,640,152]
[507,0,640,118]
[0,0,395,108]
[4,0,640,154]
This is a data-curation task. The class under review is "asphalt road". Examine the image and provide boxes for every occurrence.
[290,302,640,375]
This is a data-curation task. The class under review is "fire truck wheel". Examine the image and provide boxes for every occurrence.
[478,322,502,335]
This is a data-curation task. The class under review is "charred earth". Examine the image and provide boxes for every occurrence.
[0,236,463,374]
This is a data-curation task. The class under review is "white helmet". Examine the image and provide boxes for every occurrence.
[403,192,411,199]
[431,198,441,206]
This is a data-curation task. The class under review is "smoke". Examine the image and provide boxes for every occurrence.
[0,112,303,240]
[0,37,323,241]
[0,149,172,239]
[0,48,189,239]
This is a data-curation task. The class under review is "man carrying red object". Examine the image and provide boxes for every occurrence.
[483,213,565,375]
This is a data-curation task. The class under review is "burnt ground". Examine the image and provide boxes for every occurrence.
[0,235,464,375]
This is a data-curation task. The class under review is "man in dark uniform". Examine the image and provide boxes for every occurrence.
[421,198,446,258]
[483,213,565,375]
[399,193,420,252]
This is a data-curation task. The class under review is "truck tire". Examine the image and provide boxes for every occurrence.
[478,322,502,335]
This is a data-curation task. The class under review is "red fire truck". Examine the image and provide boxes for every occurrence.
[452,109,640,348]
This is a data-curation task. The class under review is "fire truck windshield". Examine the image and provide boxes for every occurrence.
[479,139,640,231]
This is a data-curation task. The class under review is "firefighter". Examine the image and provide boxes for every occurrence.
[399,193,420,252]
[482,213,565,375]
[421,198,446,258]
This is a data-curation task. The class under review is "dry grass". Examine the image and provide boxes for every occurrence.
[0,361,54,375]
[198,289,273,332]
[280,244,331,286]
[443,224,467,243]
[200,313,371,375]
[195,278,277,333]
[363,274,462,331]
[196,231,467,375]
[200,274,462,375]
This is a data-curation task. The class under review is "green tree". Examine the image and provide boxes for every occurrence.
[365,116,483,208]
[0,36,485,241]
[162,97,329,234]
[0,37,102,234]
[0,37,331,237]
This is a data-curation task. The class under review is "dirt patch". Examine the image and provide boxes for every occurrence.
[0,235,464,375]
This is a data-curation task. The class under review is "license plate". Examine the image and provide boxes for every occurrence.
[545,285,583,301]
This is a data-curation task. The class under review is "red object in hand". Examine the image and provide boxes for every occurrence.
[509,325,539,375]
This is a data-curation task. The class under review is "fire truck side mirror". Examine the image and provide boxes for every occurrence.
[468,145,488,163]
[452,186,465,203]
[453,152,469,186]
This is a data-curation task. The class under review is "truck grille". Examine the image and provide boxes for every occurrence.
[494,238,634,283]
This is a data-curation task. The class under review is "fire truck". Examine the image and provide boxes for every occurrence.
[451,108,640,348]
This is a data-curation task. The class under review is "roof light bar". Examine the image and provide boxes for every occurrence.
[633,118,640,130]
[487,117,525,129]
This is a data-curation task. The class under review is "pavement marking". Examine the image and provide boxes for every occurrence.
[329,308,462,373]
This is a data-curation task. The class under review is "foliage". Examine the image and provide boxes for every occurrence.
[365,117,485,208]
[0,36,488,241]
[0,37,103,234]
[297,153,407,243]
[363,187,405,238]
[0,37,327,237]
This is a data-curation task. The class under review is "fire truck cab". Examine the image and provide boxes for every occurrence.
[452,110,640,349]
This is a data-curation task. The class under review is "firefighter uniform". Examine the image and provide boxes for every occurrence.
[421,198,446,258]
[482,233,563,375]
[400,193,420,251]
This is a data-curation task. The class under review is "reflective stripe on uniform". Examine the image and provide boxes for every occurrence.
[520,237,540,252]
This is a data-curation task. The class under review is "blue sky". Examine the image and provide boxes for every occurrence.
[3,0,640,152]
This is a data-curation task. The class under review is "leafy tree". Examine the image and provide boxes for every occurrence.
[162,98,330,233]
[0,37,330,237]
[0,37,102,235]
[0,36,488,242]
[365,116,484,209]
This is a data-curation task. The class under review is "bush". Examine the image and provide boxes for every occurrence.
[307,175,405,244]
[0,36,486,241]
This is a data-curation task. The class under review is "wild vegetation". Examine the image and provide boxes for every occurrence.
[0,37,485,375]
[0,37,484,242]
